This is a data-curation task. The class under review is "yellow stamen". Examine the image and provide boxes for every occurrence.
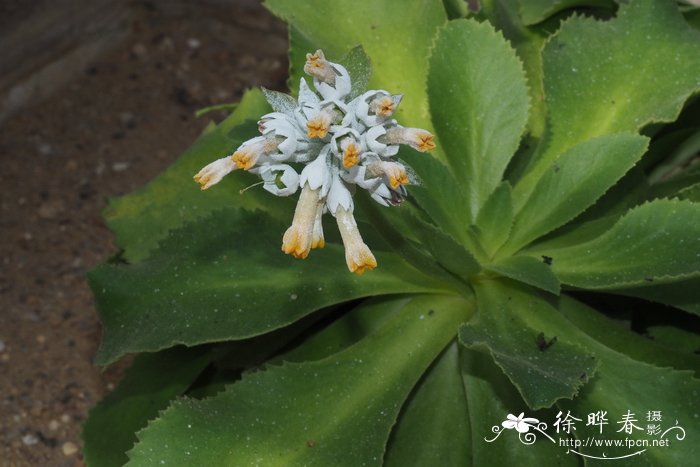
[231,151,255,171]
[193,174,211,190]
[306,51,323,69]
[376,97,395,117]
[307,116,330,139]
[388,170,409,189]
[416,133,436,152]
[342,142,360,168]
[281,228,311,259]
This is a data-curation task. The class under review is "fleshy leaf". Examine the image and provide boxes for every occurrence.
[343,45,372,100]
[504,133,649,253]
[103,89,284,262]
[611,277,700,316]
[515,0,700,209]
[459,279,597,409]
[385,342,471,467]
[474,181,513,258]
[405,213,481,279]
[428,18,529,221]
[126,295,473,466]
[518,0,615,26]
[558,297,700,376]
[89,208,449,365]
[265,0,447,133]
[278,296,409,363]
[82,347,211,467]
[477,0,549,138]
[484,255,560,295]
[400,149,472,247]
[460,347,578,466]
[556,295,700,465]
[261,87,298,115]
[537,199,700,289]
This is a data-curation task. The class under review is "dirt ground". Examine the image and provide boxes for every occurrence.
[0,3,288,465]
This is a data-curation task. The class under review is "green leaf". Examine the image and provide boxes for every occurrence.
[278,296,409,363]
[459,279,597,409]
[265,0,447,134]
[385,342,471,467]
[515,0,700,209]
[504,133,649,253]
[103,89,285,262]
[484,255,560,294]
[518,0,615,26]
[610,277,700,316]
[648,325,700,357]
[460,347,578,466]
[126,295,474,466]
[82,347,211,467]
[342,45,372,100]
[648,129,700,184]
[474,181,513,257]
[538,199,700,289]
[478,0,550,138]
[405,212,481,279]
[428,18,529,221]
[555,295,700,466]
[90,208,449,365]
[443,0,469,18]
[400,149,472,246]
[558,297,700,376]
[261,87,297,114]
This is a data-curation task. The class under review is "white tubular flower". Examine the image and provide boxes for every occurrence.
[304,50,352,101]
[259,115,307,160]
[367,160,409,190]
[330,127,364,169]
[364,124,400,157]
[336,206,377,274]
[370,182,407,207]
[300,150,332,197]
[193,156,237,190]
[326,172,354,215]
[255,164,299,197]
[194,49,436,273]
[306,106,340,140]
[356,90,402,127]
[232,135,280,171]
[385,126,436,152]
[311,203,325,249]
[282,184,321,259]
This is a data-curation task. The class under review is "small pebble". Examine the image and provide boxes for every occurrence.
[187,38,201,49]
[60,414,71,424]
[62,441,78,456]
[112,162,130,172]
[22,434,39,446]
[131,43,148,59]
[48,420,60,431]
[36,335,46,344]
[37,143,53,156]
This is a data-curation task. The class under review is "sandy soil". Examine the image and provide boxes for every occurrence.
[0,3,287,465]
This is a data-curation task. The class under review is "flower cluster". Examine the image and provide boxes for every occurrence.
[194,50,435,273]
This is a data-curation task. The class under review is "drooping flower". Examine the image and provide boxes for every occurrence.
[194,49,436,273]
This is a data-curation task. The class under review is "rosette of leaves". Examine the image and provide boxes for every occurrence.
[83,1,700,466]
